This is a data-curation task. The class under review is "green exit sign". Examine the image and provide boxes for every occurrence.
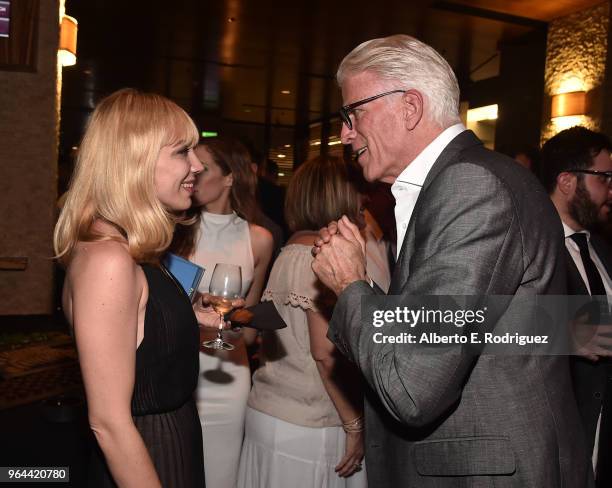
[201,131,218,138]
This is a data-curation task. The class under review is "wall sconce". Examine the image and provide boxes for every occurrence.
[58,15,77,67]
[551,91,586,118]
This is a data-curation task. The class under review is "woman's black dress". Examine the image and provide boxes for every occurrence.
[88,264,205,487]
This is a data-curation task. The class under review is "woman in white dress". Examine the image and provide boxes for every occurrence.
[172,137,273,488]
[238,155,390,488]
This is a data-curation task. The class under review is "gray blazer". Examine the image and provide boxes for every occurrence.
[328,131,592,487]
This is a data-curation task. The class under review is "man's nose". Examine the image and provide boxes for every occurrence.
[340,121,356,145]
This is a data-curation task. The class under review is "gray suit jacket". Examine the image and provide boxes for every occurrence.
[328,131,592,487]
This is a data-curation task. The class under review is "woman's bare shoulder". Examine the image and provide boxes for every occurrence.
[286,231,318,246]
[68,240,138,282]
[248,223,274,249]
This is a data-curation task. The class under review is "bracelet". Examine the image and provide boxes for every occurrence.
[342,415,364,433]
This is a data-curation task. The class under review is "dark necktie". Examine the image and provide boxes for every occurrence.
[570,233,606,296]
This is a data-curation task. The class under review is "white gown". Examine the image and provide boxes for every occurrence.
[192,211,254,488]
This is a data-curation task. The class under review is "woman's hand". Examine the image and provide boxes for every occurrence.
[193,293,246,330]
[335,430,364,478]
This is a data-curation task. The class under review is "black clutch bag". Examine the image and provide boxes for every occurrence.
[229,301,287,330]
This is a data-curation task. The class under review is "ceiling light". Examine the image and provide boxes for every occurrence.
[281,90,291,95]
[284,144,291,148]
[277,154,286,158]
[278,172,285,177]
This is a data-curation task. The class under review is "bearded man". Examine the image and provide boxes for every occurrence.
[541,126,612,487]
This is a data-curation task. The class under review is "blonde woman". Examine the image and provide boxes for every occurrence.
[238,155,389,488]
[171,137,273,488]
[54,89,227,487]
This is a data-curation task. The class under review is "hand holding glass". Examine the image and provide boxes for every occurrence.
[202,263,242,351]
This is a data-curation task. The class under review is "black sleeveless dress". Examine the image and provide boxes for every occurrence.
[88,264,205,487]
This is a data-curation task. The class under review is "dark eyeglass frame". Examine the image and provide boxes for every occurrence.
[566,169,612,184]
[339,89,406,130]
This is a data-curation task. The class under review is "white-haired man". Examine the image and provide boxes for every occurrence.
[312,35,592,487]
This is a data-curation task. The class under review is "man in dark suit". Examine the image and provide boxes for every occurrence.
[540,126,612,487]
[312,35,591,487]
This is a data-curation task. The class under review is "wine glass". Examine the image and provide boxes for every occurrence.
[202,263,242,351]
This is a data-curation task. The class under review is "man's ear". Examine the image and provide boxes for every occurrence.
[556,171,576,196]
[224,172,234,188]
[401,89,424,130]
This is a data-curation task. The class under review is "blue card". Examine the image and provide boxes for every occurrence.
[162,253,205,300]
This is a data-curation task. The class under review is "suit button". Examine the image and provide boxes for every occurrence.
[594,391,602,399]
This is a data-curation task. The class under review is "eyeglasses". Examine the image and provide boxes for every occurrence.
[339,89,406,130]
[566,169,612,185]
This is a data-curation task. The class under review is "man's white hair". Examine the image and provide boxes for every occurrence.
[337,35,461,128]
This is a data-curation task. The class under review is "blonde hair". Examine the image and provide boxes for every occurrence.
[285,155,362,232]
[337,34,460,128]
[54,88,199,265]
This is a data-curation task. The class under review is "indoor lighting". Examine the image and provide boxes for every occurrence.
[201,131,218,138]
[278,172,285,177]
[281,90,291,95]
[328,140,343,146]
[58,15,78,67]
[557,76,586,95]
[552,115,589,133]
[277,154,286,158]
[466,104,498,123]
[551,91,586,118]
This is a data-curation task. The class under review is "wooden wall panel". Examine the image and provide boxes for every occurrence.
[0,0,39,71]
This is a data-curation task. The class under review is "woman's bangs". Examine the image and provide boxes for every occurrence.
[162,108,199,149]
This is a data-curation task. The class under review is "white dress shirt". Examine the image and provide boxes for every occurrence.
[562,220,612,473]
[562,221,612,296]
[391,123,466,258]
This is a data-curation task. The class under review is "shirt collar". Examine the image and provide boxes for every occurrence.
[561,220,590,240]
[392,123,466,191]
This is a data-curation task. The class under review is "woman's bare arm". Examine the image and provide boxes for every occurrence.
[67,242,161,488]
[242,224,274,344]
[306,309,364,477]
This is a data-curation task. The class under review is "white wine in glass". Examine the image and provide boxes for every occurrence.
[208,296,234,315]
[202,263,242,351]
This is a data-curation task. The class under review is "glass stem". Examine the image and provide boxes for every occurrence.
[217,313,224,340]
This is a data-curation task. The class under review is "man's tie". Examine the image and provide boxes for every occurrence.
[570,233,606,296]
